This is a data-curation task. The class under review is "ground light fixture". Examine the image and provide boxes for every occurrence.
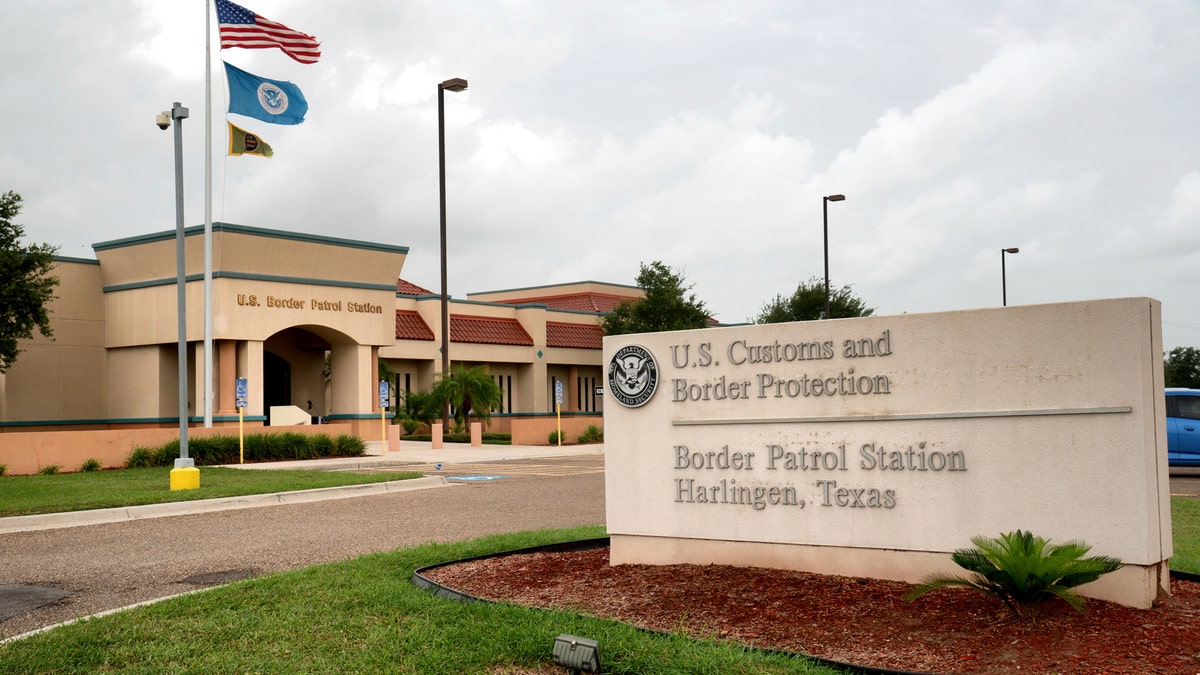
[438,77,468,431]
[553,634,601,674]
[1001,247,1020,306]
[822,193,846,320]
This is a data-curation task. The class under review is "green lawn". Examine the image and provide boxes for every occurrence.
[0,472,1195,673]
[1171,495,1200,573]
[0,466,423,518]
[0,527,838,675]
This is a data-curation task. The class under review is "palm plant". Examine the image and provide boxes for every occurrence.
[431,364,502,428]
[903,529,1122,618]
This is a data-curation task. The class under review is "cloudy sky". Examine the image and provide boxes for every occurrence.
[3,1,1198,349]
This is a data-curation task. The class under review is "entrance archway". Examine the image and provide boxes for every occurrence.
[262,325,358,423]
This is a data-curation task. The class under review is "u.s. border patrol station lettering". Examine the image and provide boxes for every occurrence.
[603,298,1172,609]
[236,293,384,314]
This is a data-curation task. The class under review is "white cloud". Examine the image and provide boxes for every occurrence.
[3,0,1199,347]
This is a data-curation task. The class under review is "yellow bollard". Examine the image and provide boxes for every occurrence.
[170,466,200,491]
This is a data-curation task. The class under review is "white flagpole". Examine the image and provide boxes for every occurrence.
[204,0,214,428]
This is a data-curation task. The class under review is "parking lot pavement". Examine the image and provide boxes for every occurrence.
[1170,473,1200,496]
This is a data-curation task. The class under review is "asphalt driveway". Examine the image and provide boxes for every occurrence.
[0,454,606,640]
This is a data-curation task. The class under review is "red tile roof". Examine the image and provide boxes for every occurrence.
[546,322,603,350]
[495,292,634,313]
[395,310,435,341]
[450,315,534,346]
[396,278,434,296]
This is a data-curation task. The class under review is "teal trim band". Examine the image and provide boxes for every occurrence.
[104,271,398,294]
[402,294,607,317]
[94,222,409,255]
[52,255,100,265]
[0,415,268,427]
[502,411,602,419]
[323,414,380,421]
[467,279,640,296]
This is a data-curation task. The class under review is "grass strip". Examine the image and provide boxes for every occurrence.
[1171,496,1200,574]
[0,467,423,517]
[0,526,838,675]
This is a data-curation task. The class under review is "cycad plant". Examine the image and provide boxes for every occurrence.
[903,529,1122,619]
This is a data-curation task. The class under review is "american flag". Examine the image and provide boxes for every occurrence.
[215,0,321,65]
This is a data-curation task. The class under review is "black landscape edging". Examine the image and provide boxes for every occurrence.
[1171,569,1200,584]
[411,537,932,675]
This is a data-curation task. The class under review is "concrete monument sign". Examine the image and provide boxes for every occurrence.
[603,297,1170,608]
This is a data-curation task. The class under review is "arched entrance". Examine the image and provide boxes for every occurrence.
[262,325,360,424]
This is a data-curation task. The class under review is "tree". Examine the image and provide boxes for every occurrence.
[754,276,873,323]
[431,364,503,429]
[0,191,59,373]
[601,260,711,335]
[1165,346,1200,389]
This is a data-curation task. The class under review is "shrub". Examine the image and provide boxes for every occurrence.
[903,529,1123,618]
[335,434,366,456]
[125,432,368,467]
[38,464,60,475]
[548,430,564,444]
[578,425,603,443]
[79,458,103,472]
[125,446,156,468]
[0,463,7,476]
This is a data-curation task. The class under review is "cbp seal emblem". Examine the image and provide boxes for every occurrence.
[608,344,658,408]
[257,83,290,116]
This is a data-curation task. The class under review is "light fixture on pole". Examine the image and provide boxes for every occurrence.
[158,102,199,490]
[1001,247,1019,306]
[438,77,468,432]
[822,194,846,320]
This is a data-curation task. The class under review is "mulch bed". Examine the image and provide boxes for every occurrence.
[423,546,1200,674]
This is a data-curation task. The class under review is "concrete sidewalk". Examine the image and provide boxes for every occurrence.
[0,442,603,534]
[224,439,604,471]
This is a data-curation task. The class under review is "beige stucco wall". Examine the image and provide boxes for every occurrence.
[104,278,396,349]
[1,260,107,422]
[0,423,356,475]
[95,225,406,290]
[604,297,1170,608]
[4,226,613,445]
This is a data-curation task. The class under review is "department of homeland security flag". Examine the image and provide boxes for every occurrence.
[225,62,308,125]
[228,122,273,158]
[215,0,321,64]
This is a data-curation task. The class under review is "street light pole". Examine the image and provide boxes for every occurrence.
[822,194,846,320]
[158,101,198,490]
[1001,247,1020,306]
[438,77,468,432]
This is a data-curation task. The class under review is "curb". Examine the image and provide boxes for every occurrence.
[0,476,449,534]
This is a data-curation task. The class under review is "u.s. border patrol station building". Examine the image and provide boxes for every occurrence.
[0,223,636,454]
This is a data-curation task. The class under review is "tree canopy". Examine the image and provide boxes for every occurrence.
[754,276,874,323]
[601,260,711,335]
[0,190,59,373]
[1165,346,1200,389]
